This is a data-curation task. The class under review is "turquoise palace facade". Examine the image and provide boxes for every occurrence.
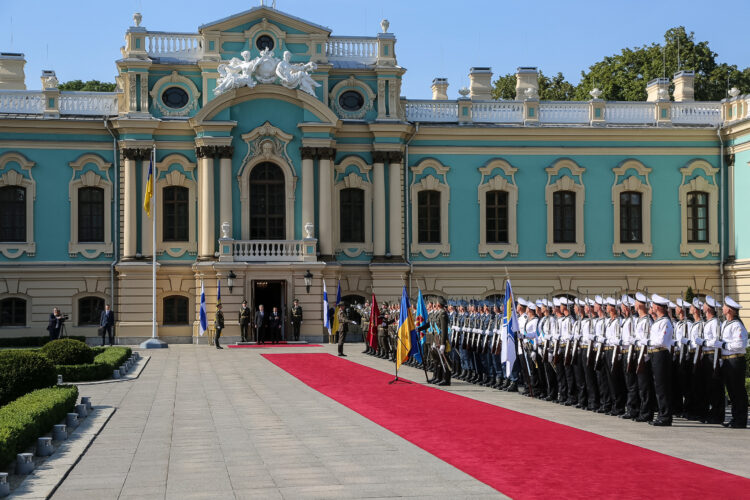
[0,5,748,343]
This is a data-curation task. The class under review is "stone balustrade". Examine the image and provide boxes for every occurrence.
[539,101,590,124]
[59,92,118,116]
[145,32,204,62]
[219,238,318,262]
[0,90,45,114]
[404,100,459,122]
[326,37,378,64]
[473,101,525,123]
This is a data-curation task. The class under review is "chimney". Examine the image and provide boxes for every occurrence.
[431,78,449,100]
[673,71,694,102]
[646,77,670,102]
[41,70,58,90]
[469,67,492,100]
[0,52,26,90]
[515,67,538,100]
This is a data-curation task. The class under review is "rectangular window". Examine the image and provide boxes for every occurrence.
[78,187,104,242]
[163,186,189,242]
[619,191,642,243]
[340,188,365,243]
[486,190,509,244]
[163,296,189,325]
[0,298,26,327]
[687,191,708,243]
[0,186,26,242]
[418,190,441,244]
[553,191,576,243]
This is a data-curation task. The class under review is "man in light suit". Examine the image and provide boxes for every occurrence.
[254,304,267,344]
[99,304,115,346]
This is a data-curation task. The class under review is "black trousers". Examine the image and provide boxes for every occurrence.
[583,350,600,410]
[240,322,250,342]
[722,357,748,427]
[291,320,301,341]
[544,359,558,398]
[596,363,612,410]
[256,327,265,344]
[573,350,587,406]
[701,354,725,422]
[555,359,569,401]
[564,363,577,403]
[604,351,626,412]
[100,325,114,345]
[650,350,672,422]
[622,359,640,415]
[215,327,222,348]
[637,359,656,420]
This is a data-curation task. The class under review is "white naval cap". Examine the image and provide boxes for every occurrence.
[605,297,616,306]
[635,292,648,304]
[559,297,569,306]
[552,297,560,307]
[594,295,605,306]
[724,296,742,310]
[675,298,685,308]
[575,298,586,307]
[621,295,633,307]
[668,301,677,309]
[586,298,595,306]
[651,294,669,306]
[536,299,544,309]
[527,302,537,311]
[518,297,528,307]
[692,297,703,309]
[705,295,720,309]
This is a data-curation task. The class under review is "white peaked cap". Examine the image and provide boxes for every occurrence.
[724,296,742,310]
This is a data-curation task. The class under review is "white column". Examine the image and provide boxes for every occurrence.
[123,155,137,258]
[141,159,153,257]
[198,154,215,259]
[388,155,403,257]
[318,149,333,255]
[372,154,386,256]
[219,155,232,235]
[301,150,315,235]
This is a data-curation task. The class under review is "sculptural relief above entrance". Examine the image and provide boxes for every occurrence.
[214,49,321,97]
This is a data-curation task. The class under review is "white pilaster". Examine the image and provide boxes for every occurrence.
[318,150,333,255]
[123,156,137,258]
[372,155,386,256]
[219,156,232,235]
[198,155,215,259]
[301,153,315,234]
[388,156,403,257]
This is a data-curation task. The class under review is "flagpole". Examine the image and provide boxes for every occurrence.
[151,145,156,340]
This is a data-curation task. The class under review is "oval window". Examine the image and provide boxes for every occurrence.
[339,90,364,112]
[256,35,275,51]
[161,87,189,109]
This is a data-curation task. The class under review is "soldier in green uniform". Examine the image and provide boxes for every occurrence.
[290,298,303,341]
[337,302,349,356]
[214,303,225,349]
[239,299,251,342]
[431,298,451,385]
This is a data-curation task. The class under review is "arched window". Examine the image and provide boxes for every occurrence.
[250,163,285,240]
[0,298,26,327]
[619,191,642,243]
[163,186,189,242]
[78,296,104,325]
[486,190,509,244]
[687,191,709,243]
[417,190,441,244]
[163,296,189,325]
[553,191,576,243]
[78,187,104,242]
[0,186,26,242]
[340,188,365,243]
[342,294,366,305]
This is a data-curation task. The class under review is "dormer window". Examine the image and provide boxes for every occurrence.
[256,35,274,51]
[162,87,189,109]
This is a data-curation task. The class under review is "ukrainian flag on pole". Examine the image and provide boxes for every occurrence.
[500,279,519,377]
[396,286,416,370]
[143,158,154,217]
[331,280,341,337]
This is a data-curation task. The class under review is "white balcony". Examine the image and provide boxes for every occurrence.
[473,101,524,123]
[405,100,458,122]
[0,90,44,114]
[59,92,118,116]
[219,239,318,262]
[146,32,204,62]
[670,101,722,126]
[539,101,589,124]
[326,37,378,65]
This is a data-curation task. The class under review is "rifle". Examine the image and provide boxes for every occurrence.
[625,341,636,374]
[569,316,580,365]
[492,316,503,355]
[635,315,650,375]
[460,314,468,350]
[610,314,621,373]
[712,317,722,376]
[692,319,704,374]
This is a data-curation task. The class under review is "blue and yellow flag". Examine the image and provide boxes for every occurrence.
[500,279,519,377]
[331,280,341,335]
[143,158,154,217]
[396,286,416,370]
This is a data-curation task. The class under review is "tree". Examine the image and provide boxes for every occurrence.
[58,80,117,92]
[491,71,576,101]
[685,286,695,303]
[575,27,750,101]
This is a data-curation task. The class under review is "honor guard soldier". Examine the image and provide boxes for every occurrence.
[593,296,612,413]
[604,297,626,416]
[559,298,576,405]
[572,299,589,409]
[521,302,543,397]
[646,294,674,426]
[214,303,225,349]
[239,300,251,342]
[633,292,655,422]
[698,296,725,424]
[687,297,705,420]
[581,298,600,411]
[290,298,303,341]
[430,297,451,386]
[619,296,640,419]
[672,298,693,417]
[719,296,747,428]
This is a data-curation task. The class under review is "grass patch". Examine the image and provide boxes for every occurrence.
[0,386,78,467]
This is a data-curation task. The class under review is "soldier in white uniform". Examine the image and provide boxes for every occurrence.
[619,296,640,419]
[581,298,600,411]
[604,297,626,416]
[559,298,577,405]
[687,297,706,421]
[633,292,655,422]
[697,296,724,424]
[521,302,543,397]
[672,298,693,417]
[541,299,558,401]
[646,294,674,426]
[593,296,611,413]
[571,299,588,409]
[720,296,748,428]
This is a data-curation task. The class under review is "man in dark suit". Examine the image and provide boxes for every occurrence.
[269,307,282,344]
[254,304,267,344]
[99,304,115,346]
[239,299,251,342]
[47,307,62,340]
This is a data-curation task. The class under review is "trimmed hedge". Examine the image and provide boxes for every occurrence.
[0,350,57,407]
[0,336,86,348]
[55,346,132,382]
[40,338,94,365]
[0,385,78,467]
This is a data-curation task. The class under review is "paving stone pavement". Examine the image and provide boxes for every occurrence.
[49,343,748,500]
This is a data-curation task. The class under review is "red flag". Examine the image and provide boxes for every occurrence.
[367,294,380,349]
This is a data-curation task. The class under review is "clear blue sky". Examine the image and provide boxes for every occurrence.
[2,0,749,98]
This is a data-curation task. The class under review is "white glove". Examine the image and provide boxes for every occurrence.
[439,345,445,354]
[680,337,689,345]
[711,339,723,349]
[432,342,436,348]
[694,338,704,348]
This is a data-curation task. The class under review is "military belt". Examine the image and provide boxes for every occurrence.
[722,353,744,359]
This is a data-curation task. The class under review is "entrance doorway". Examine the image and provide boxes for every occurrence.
[252,280,286,340]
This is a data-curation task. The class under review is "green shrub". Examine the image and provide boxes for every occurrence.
[0,351,57,407]
[40,338,94,365]
[0,386,78,467]
[0,336,86,348]
[55,346,132,382]
[746,349,750,378]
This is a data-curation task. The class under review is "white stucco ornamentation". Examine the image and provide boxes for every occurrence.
[214,49,321,97]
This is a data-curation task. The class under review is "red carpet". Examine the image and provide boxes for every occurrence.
[263,353,750,499]
[228,344,322,349]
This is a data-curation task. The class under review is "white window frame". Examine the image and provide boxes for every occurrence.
[69,154,113,259]
[0,294,32,328]
[478,159,519,259]
[156,154,197,257]
[545,158,586,258]
[410,158,450,258]
[333,156,372,257]
[0,152,36,258]
[678,159,719,258]
[612,159,653,258]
